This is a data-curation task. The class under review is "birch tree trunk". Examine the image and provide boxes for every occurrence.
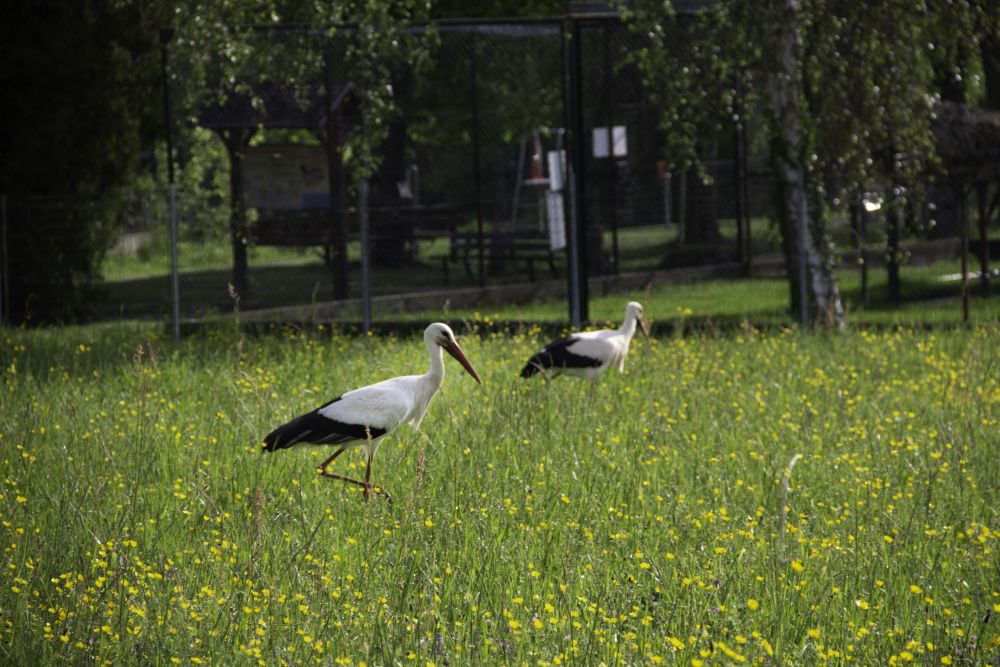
[766,0,844,328]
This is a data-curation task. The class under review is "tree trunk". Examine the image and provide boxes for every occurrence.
[765,0,843,328]
[324,112,350,300]
[222,129,253,301]
[983,32,1000,112]
[683,140,722,245]
[978,183,992,297]
[886,185,901,304]
[684,171,722,245]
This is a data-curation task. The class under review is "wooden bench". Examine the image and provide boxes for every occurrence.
[371,205,464,265]
[404,205,465,239]
[436,232,479,283]
[490,233,560,282]
[435,231,561,283]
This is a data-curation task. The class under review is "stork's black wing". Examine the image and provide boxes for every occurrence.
[262,397,387,452]
[519,336,603,377]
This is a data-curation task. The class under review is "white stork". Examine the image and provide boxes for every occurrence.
[262,323,481,502]
[520,301,649,390]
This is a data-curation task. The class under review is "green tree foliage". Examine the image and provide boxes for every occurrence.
[338,1,436,182]
[1,0,169,322]
[621,0,999,326]
[0,0,439,320]
[618,3,736,177]
[165,0,433,298]
[167,1,433,185]
[431,0,566,19]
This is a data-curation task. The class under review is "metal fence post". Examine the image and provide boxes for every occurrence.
[359,178,372,333]
[604,22,619,274]
[734,75,749,275]
[0,193,6,328]
[960,182,969,323]
[662,171,672,229]
[976,182,991,297]
[168,185,180,340]
[469,33,486,288]
[160,28,181,341]
[566,17,589,327]
[797,183,809,330]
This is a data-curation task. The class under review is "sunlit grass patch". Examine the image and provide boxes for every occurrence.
[1,322,998,664]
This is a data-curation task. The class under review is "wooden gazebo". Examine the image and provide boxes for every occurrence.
[932,101,1000,317]
[199,81,356,300]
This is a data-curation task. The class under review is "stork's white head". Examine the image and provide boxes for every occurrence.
[424,323,482,384]
[625,301,650,339]
[424,322,458,347]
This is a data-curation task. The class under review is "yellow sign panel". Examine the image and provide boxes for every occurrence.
[244,145,330,210]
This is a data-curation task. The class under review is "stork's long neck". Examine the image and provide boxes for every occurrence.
[620,313,638,340]
[425,340,445,384]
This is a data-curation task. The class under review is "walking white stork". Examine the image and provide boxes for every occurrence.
[519,301,649,390]
[262,323,481,502]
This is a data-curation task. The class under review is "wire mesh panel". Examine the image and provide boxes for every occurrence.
[162,21,576,320]
[831,181,999,324]
[579,20,670,275]
[401,22,568,288]
[2,193,179,324]
[3,15,994,328]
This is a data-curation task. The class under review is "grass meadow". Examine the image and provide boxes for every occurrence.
[1,317,999,665]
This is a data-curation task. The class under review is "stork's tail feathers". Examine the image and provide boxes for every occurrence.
[262,397,383,453]
[262,419,305,452]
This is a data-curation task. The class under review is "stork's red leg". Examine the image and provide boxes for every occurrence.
[319,470,369,489]
[318,447,347,473]
[317,447,390,503]
[318,447,367,497]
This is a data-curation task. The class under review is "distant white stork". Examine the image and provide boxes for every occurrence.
[262,323,481,502]
[520,301,649,389]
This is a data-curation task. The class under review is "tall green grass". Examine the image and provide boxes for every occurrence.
[1,322,998,665]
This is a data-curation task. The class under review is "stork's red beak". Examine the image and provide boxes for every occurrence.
[638,317,650,340]
[443,341,482,384]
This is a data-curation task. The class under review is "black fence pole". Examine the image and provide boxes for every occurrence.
[470,34,486,288]
[734,116,746,273]
[160,28,181,341]
[977,182,991,297]
[740,116,751,273]
[604,23,618,274]
[886,184,901,304]
[677,170,687,247]
[796,185,809,330]
[0,193,6,327]
[566,18,589,326]
[960,182,970,322]
[860,188,869,306]
[850,185,869,308]
[734,73,750,275]
[359,178,372,332]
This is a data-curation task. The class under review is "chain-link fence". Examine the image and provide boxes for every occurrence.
[158,18,771,323]
[2,15,996,328]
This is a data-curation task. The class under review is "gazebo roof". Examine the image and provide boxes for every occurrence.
[932,101,1000,180]
[198,81,354,131]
